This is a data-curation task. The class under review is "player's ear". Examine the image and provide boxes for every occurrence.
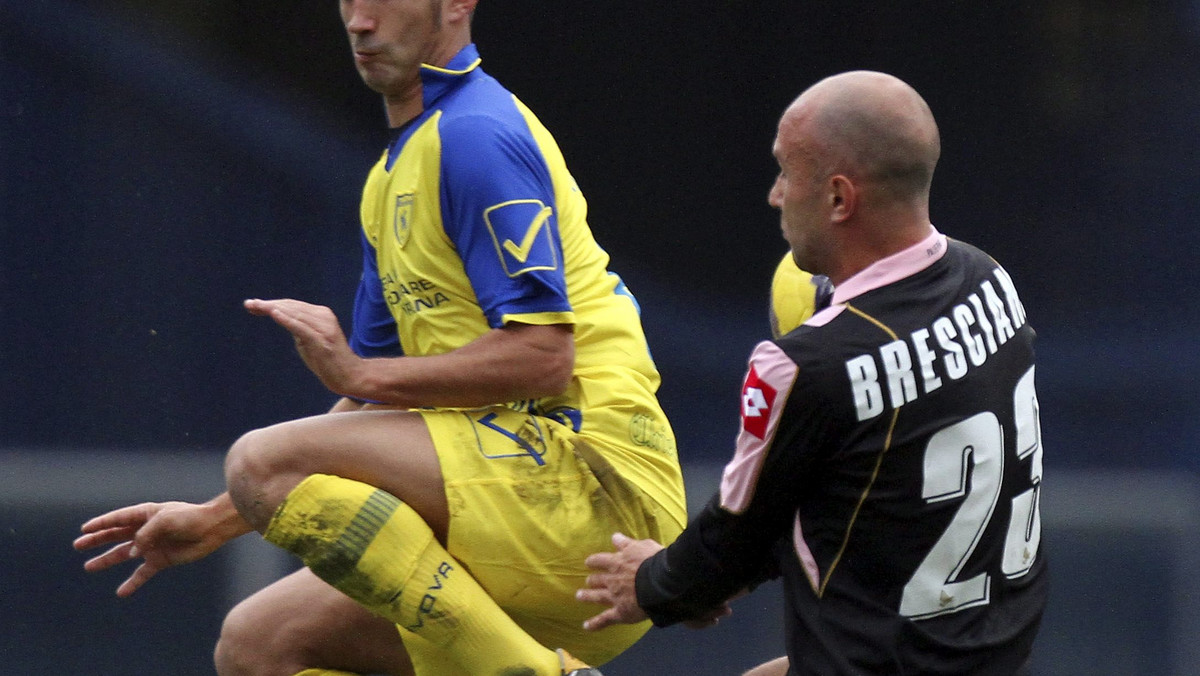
[446,0,477,23]
[828,175,856,223]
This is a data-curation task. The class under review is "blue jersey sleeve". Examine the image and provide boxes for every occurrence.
[349,231,404,358]
[438,111,571,327]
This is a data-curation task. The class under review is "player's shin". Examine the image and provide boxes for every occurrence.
[263,473,565,676]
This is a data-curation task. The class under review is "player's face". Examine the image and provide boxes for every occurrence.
[769,131,834,276]
[340,0,443,96]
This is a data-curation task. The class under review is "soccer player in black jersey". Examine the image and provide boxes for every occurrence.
[578,71,1047,676]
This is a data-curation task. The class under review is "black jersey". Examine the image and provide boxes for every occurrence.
[637,232,1046,676]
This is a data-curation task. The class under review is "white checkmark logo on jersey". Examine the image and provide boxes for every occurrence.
[484,199,559,277]
[502,205,553,263]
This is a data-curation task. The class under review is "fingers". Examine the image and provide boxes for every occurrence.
[581,608,621,632]
[583,551,615,572]
[79,539,157,598]
[116,561,161,598]
[245,298,346,351]
[583,532,636,571]
[244,298,316,315]
[609,532,665,560]
[244,299,327,327]
[578,532,658,631]
[73,525,138,552]
[76,504,157,554]
[575,586,609,606]
[79,503,155,535]
[81,541,138,572]
[243,298,273,316]
[245,299,307,331]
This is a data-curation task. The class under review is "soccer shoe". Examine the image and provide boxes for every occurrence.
[557,649,604,676]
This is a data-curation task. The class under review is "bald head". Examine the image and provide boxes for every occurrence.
[780,71,940,205]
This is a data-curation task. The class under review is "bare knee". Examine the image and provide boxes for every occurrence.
[225,427,306,532]
[216,570,413,676]
[215,594,303,676]
[742,656,789,676]
[213,599,258,676]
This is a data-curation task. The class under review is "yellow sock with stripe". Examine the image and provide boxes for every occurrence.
[264,474,565,676]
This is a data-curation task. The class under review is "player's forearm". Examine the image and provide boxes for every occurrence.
[635,540,740,626]
[203,492,257,542]
[634,496,773,626]
[344,324,574,408]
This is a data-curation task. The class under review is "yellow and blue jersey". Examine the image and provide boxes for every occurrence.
[349,45,682,517]
[769,253,835,339]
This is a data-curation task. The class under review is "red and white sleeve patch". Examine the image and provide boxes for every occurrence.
[720,341,798,513]
[740,365,777,439]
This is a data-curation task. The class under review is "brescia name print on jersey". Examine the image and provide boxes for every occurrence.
[846,266,1027,422]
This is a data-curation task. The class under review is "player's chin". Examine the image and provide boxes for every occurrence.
[358,65,415,97]
[355,64,394,91]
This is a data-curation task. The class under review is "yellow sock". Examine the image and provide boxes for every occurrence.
[264,474,565,676]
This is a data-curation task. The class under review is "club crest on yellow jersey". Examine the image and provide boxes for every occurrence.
[393,193,414,247]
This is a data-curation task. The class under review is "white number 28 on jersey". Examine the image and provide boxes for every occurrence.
[899,365,1043,620]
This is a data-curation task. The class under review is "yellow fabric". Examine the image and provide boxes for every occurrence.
[399,627,472,676]
[266,474,561,676]
[359,100,686,525]
[422,407,685,666]
[345,53,685,674]
[769,252,822,339]
[392,641,590,676]
[290,670,358,676]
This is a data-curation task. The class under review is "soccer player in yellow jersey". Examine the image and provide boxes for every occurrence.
[768,253,835,339]
[72,2,685,676]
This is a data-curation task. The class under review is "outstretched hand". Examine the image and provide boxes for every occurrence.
[577,532,662,631]
[577,532,734,632]
[73,501,234,597]
[244,298,363,396]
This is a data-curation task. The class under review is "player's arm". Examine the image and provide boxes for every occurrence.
[247,102,580,408]
[291,110,578,408]
[76,371,373,596]
[638,342,818,625]
[74,492,253,596]
[356,320,572,405]
[581,340,817,628]
[578,501,772,631]
[626,495,784,627]
[246,297,572,407]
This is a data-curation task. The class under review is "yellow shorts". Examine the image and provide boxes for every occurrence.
[414,405,685,667]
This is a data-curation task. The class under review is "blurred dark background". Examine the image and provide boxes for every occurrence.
[2,1,1199,675]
